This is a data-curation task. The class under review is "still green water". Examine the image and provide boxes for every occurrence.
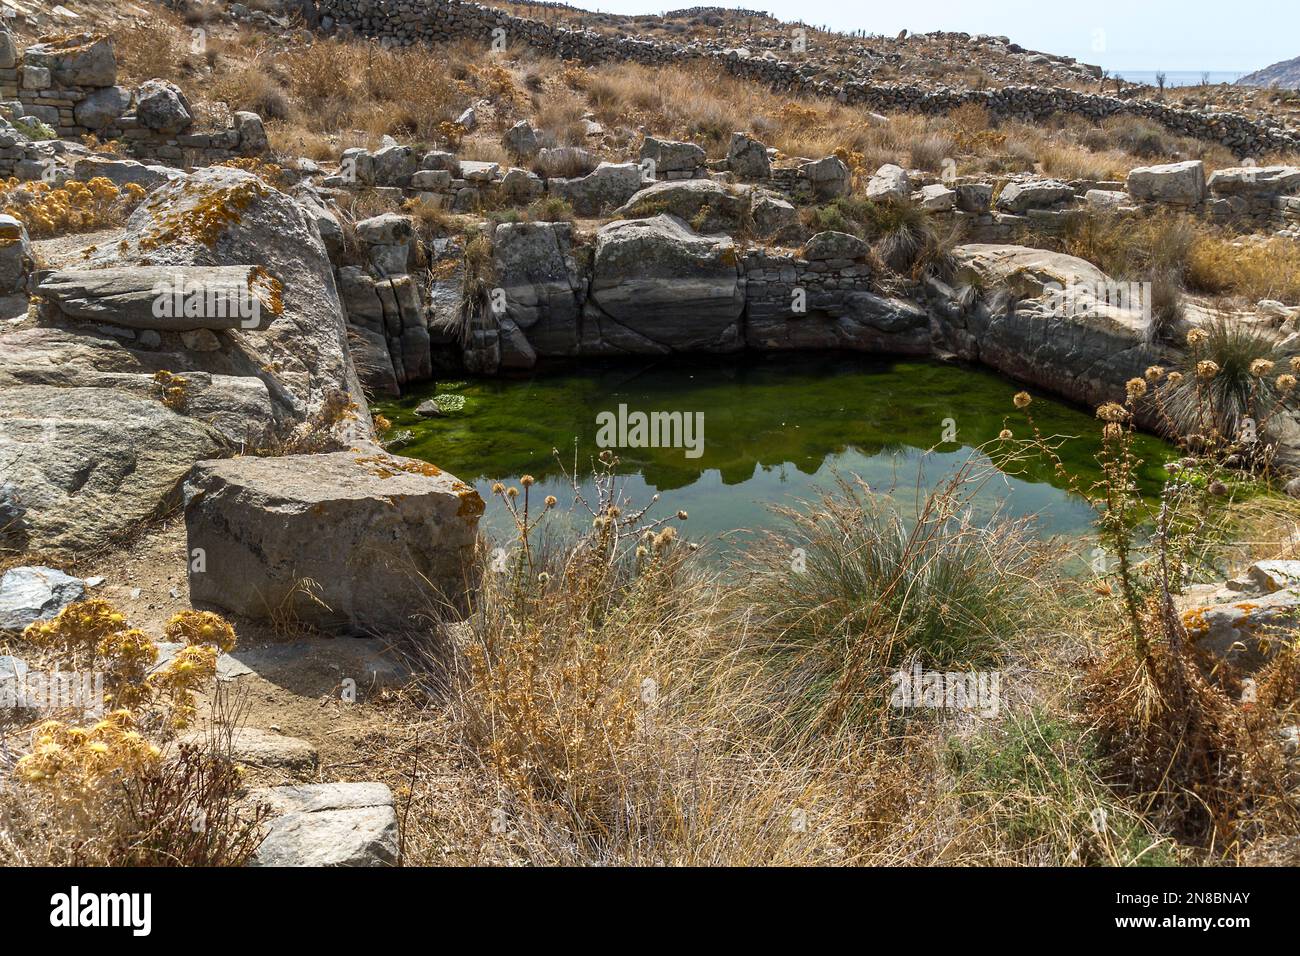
[378,353,1173,559]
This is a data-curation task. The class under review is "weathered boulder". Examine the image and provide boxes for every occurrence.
[865,163,909,201]
[37,266,284,332]
[1207,165,1300,196]
[419,150,460,176]
[503,119,539,160]
[1126,160,1205,205]
[1181,588,1299,671]
[249,782,398,867]
[491,221,581,354]
[995,179,1074,213]
[23,33,116,87]
[0,213,31,293]
[551,162,643,216]
[800,155,852,199]
[183,451,484,634]
[0,567,85,632]
[134,78,193,134]
[459,160,500,184]
[73,85,131,131]
[588,214,743,352]
[369,144,416,187]
[233,111,269,156]
[614,179,749,234]
[727,132,770,180]
[1085,188,1128,209]
[499,167,543,203]
[639,136,706,178]
[5,166,364,554]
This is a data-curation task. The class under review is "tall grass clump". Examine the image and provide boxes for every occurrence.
[742,466,1049,730]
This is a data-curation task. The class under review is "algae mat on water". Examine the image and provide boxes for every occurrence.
[379,353,1173,556]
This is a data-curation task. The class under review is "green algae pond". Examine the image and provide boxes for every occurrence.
[378,353,1174,565]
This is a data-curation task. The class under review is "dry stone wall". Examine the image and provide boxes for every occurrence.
[0,27,268,172]
[313,0,1300,155]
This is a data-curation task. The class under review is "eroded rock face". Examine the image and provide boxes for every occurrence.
[184,451,484,635]
[588,214,744,352]
[936,244,1162,410]
[491,221,581,357]
[38,266,283,332]
[1,166,368,554]
[88,166,367,425]
[0,385,224,554]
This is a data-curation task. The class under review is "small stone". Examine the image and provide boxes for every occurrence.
[0,567,85,631]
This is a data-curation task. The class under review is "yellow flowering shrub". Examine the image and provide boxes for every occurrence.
[162,610,238,653]
[148,644,219,731]
[20,601,238,730]
[1,177,146,239]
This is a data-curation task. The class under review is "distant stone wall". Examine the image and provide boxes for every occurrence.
[313,0,1300,156]
[0,28,268,173]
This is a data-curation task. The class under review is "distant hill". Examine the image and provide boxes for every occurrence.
[1238,55,1300,88]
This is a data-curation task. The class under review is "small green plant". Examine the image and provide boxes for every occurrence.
[14,117,57,141]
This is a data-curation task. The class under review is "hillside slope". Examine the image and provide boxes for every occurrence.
[1238,55,1300,89]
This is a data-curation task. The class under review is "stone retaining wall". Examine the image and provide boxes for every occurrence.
[1,28,268,171]
[313,0,1300,155]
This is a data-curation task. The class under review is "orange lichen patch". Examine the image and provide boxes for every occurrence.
[456,485,486,519]
[138,179,267,252]
[354,453,445,479]
[1181,607,1209,633]
[247,266,284,316]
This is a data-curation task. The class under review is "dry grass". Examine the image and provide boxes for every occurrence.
[1042,210,1300,307]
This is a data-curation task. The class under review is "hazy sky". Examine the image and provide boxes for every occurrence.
[570,0,1295,72]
